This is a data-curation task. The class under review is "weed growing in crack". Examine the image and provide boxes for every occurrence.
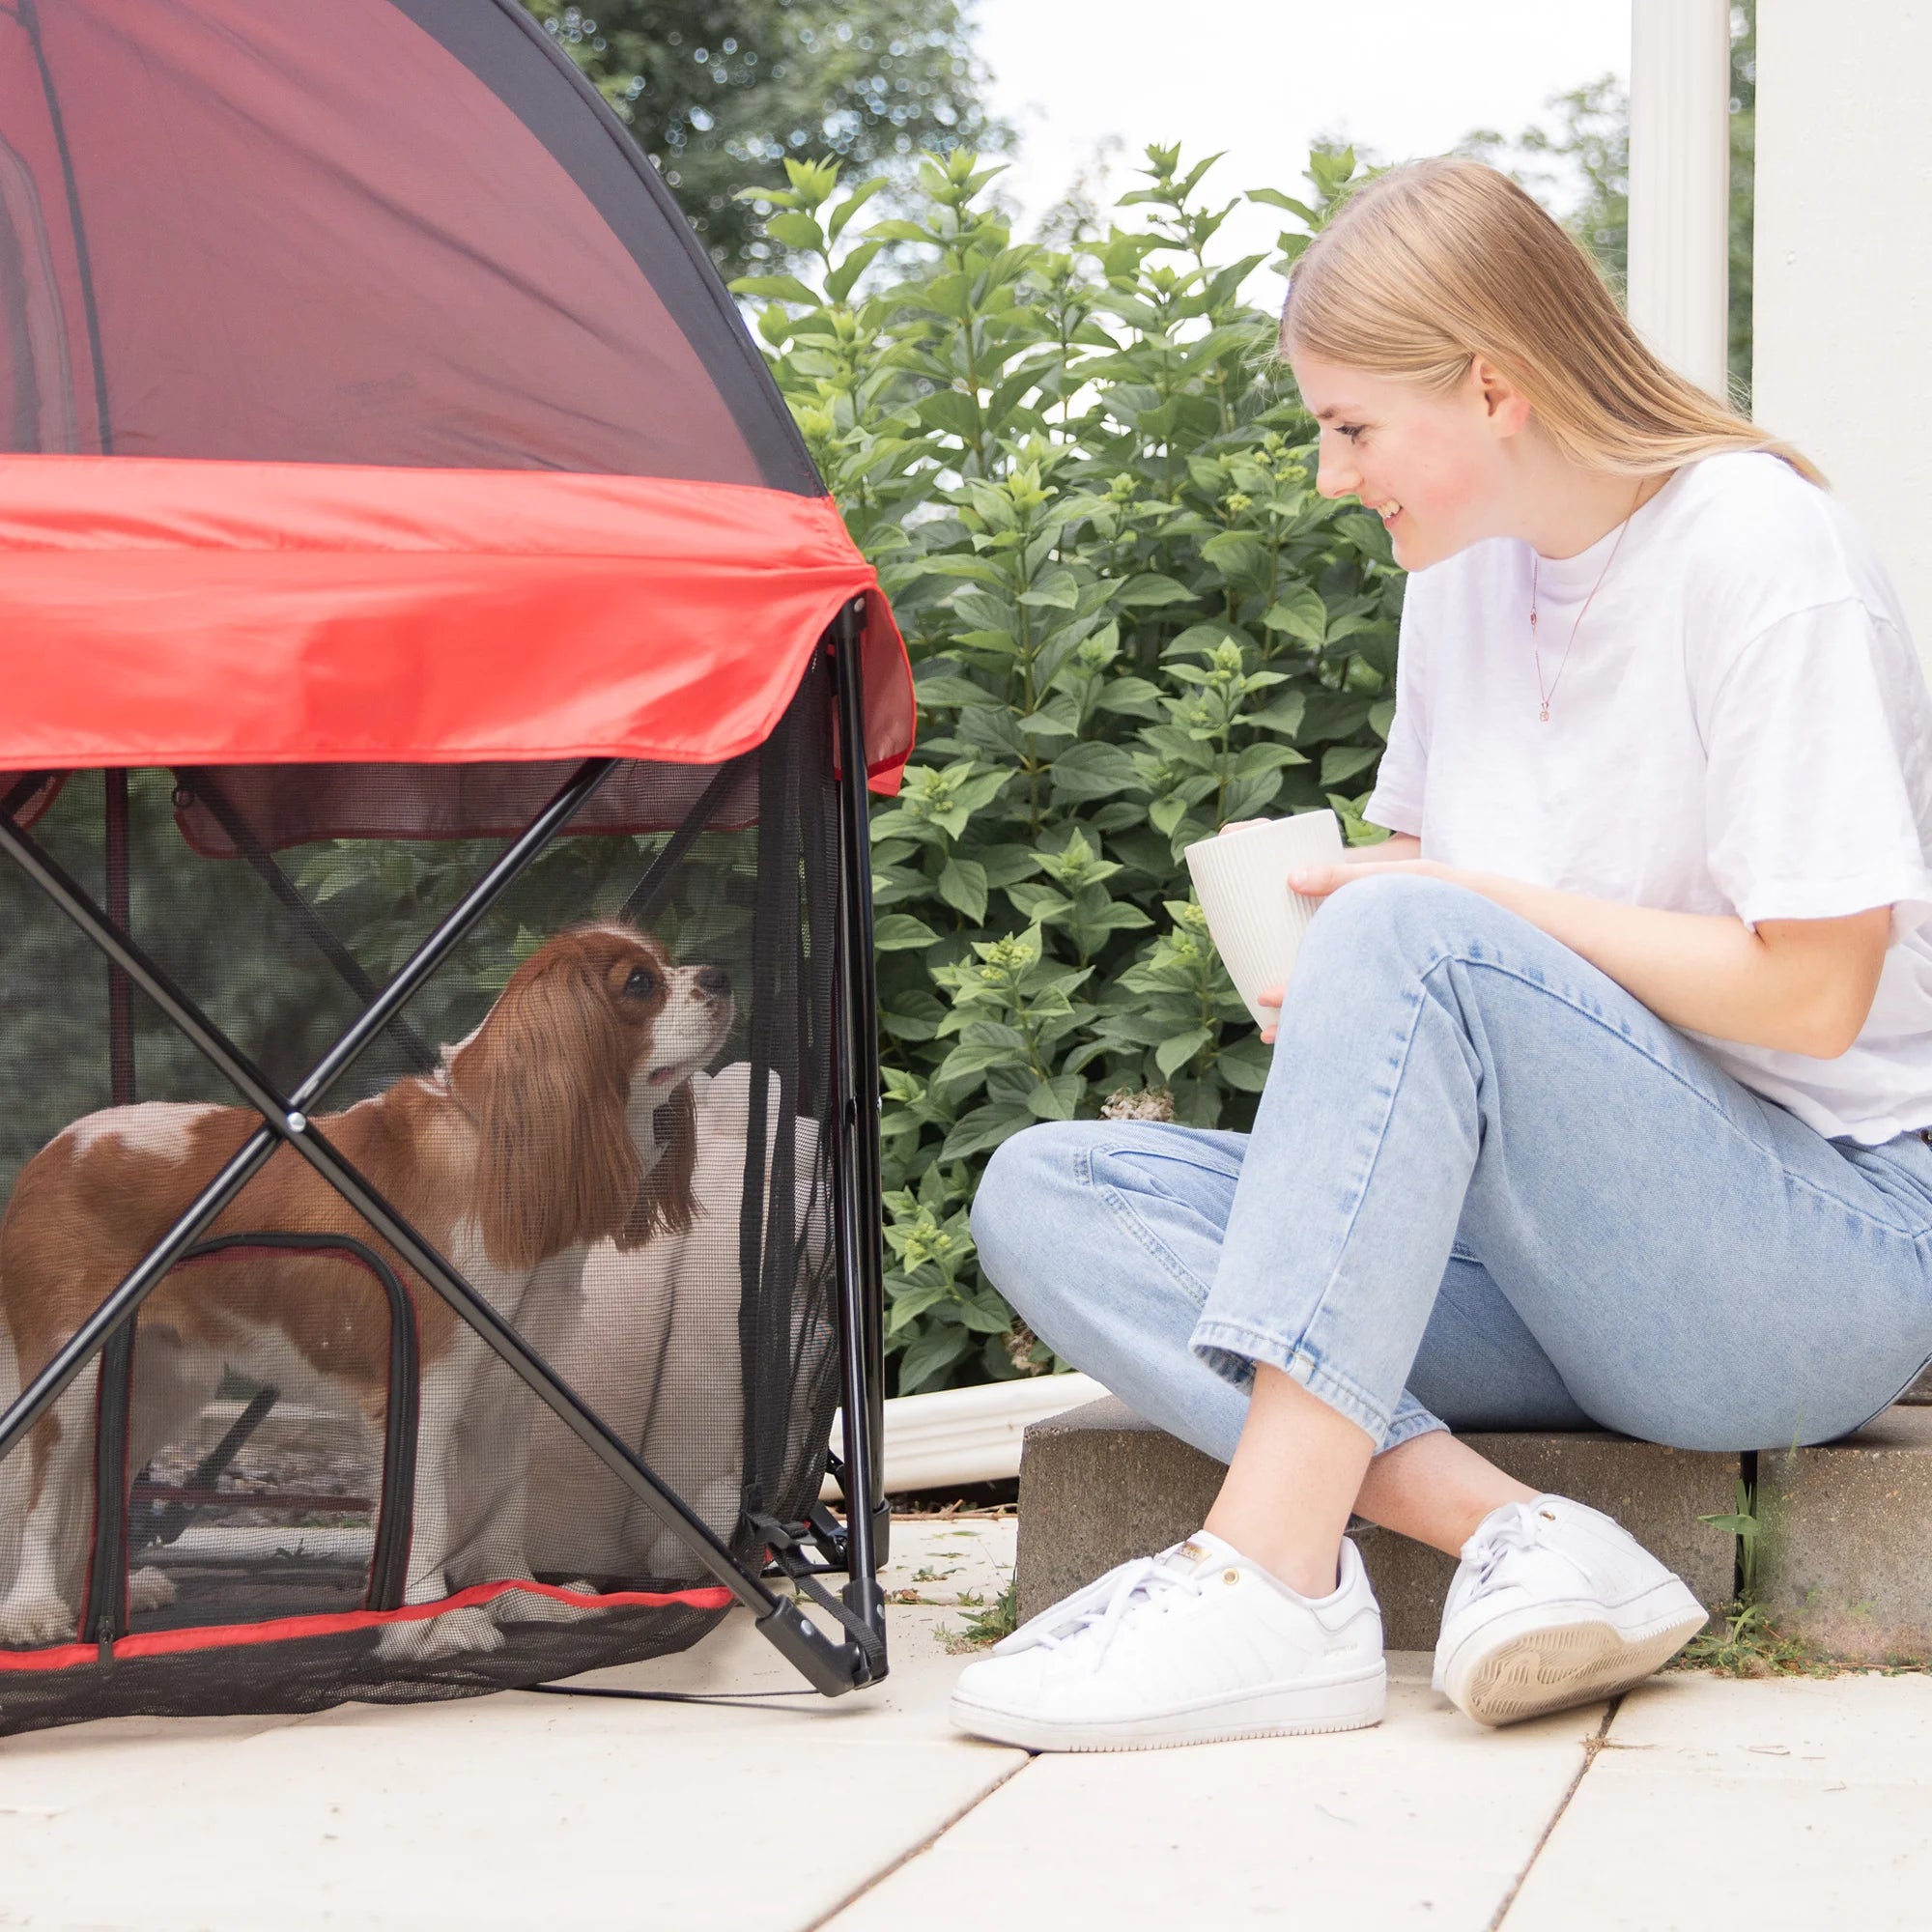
[941,1574,1021,1653]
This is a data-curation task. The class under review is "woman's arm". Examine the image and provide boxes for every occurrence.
[1365,833,1422,864]
[1277,858,1891,1059]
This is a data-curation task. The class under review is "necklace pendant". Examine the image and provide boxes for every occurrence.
[1538,703,1550,723]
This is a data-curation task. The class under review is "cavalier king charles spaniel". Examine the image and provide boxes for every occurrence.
[0,922,732,1660]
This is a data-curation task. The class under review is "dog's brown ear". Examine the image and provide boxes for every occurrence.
[617,1078,700,1250]
[461,945,641,1271]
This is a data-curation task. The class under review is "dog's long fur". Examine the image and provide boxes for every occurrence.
[0,923,731,1657]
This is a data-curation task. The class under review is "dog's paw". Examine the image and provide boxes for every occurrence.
[0,1592,79,1648]
[128,1566,178,1614]
[375,1605,507,1663]
[491,1579,603,1626]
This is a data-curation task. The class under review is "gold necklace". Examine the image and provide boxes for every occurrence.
[1528,479,1648,723]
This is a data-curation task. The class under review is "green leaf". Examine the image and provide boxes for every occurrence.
[1114,573,1197,609]
[1163,621,1247,659]
[874,913,943,951]
[914,674,996,708]
[1019,567,1082,611]
[1214,1036,1275,1092]
[1200,531,1267,581]
[1321,744,1381,787]
[938,857,989,923]
[827,175,890,242]
[824,239,887,304]
[896,1326,973,1395]
[1025,1072,1084,1121]
[918,389,982,440]
[1004,881,1074,923]
[1246,187,1321,222]
[1154,1026,1214,1076]
[1263,585,1327,645]
[727,272,821,305]
[766,211,827,253]
[940,1103,1037,1164]
[1045,742,1142,800]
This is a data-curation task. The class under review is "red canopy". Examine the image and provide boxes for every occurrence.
[0,0,915,792]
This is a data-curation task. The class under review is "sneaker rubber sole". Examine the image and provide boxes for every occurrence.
[1437,1580,1709,1728]
[949,1662,1386,1753]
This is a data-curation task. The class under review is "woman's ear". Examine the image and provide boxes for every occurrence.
[460,948,641,1271]
[618,1079,700,1250]
[1470,355,1533,439]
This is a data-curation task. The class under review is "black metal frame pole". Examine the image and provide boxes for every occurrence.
[1,773,54,821]
[0,758,872,1693]
[617,751,759,927]
[0,758,618,1468]
[81,770,140,1649]
[103,771,134,1100]
[828,602,889,1634]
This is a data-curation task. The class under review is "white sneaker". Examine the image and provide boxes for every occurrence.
[949,1531,1385,1753]
[1433,1493,1709,1727]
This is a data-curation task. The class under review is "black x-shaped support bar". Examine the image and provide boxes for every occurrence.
[0,611,888,1696]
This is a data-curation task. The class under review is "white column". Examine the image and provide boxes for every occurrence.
[1627,0,1732,398]
[1754,3,1932,667]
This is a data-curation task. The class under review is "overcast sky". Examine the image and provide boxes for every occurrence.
[970,0,1632,281]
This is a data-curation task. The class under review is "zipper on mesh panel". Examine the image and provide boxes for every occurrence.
[148,1235,423,1614]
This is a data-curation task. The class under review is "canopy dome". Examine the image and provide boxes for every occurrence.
[0,0,913,787]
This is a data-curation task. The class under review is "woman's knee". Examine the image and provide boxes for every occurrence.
[1299,868,1502,978]
[1300,875,1541,1015]
[967,1121,1092,1286]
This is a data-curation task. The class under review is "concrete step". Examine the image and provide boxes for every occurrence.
[1015,1396,1740,1650]
[1756,1404,1932,1662]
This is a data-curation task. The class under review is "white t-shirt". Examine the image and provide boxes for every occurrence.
[1364,449,1932,1145]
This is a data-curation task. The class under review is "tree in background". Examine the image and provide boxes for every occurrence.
[1461,1,1755,409]
[522,1,1008,278]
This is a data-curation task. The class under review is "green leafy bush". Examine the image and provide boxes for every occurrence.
[734,143,1405,1395]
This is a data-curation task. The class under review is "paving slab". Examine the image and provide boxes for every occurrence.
[1503,1667,1932,1931]
[877,1513,1017,1606]
[1018,1397,1736,1647]
[0,1602,1022,1932]
[1756,1404,1932,1662]
[824,1652,1610,1932]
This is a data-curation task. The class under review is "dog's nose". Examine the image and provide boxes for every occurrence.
[696,965,731,1000]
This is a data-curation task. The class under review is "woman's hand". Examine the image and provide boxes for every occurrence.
[1255,982,1285,1046]
[1252,866,1438,1041]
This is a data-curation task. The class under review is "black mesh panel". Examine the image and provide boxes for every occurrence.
[0,662,846,1735]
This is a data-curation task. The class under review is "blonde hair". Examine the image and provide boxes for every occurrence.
[1279,156,1824,487]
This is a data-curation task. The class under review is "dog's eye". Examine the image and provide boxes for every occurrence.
[622,965,659,1000]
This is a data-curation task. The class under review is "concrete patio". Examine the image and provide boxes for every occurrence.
[0,1514,1926,1931]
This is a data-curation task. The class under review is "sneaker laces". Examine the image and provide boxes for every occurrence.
[1019,1549,1208,1670]
[1459,1501,1594,1601]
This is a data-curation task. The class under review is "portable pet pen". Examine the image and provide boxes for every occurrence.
[0,0,915,1737]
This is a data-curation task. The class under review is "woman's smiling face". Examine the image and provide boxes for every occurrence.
[1286,349,1525,572]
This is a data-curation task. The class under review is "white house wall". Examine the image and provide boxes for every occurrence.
[1753,2,1932,668]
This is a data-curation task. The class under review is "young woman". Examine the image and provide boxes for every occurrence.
[950,156,1932,1752]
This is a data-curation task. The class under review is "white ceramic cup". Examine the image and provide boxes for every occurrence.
[1183,809,1347,1028]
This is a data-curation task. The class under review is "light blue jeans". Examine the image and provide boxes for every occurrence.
[970,873,1932,1462]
